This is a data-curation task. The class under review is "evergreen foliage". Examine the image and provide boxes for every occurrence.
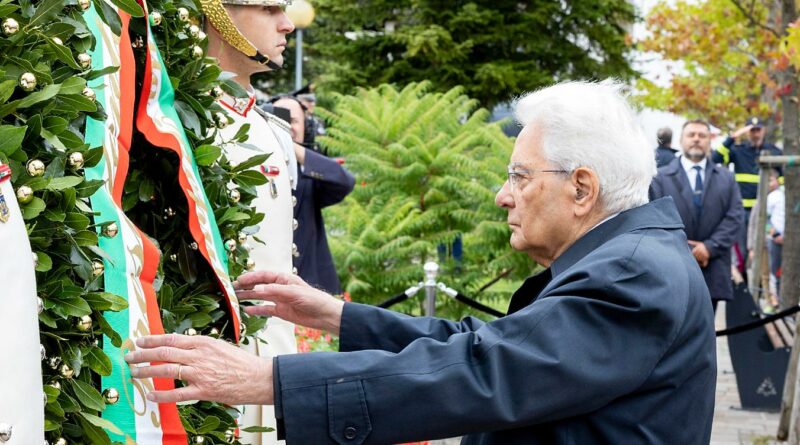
[301,0,637,108]
[1,0,264,442]
[322,82,532,317]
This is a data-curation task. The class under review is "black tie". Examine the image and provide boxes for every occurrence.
[692,165,703,217]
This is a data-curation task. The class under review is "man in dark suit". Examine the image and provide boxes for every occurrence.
[650,119,744,311]
[655,126,678,168]
[126,81,716,445]
[273,97,355,294]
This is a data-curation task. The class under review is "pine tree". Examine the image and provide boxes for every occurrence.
[322,82,532,318]
[301,0,637,109]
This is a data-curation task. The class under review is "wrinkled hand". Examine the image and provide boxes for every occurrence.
[234,271,345,336]
[124,334,272,405]
[774,234,784,245]
[689,241,710,268]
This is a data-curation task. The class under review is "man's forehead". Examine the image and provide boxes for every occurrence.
[511,124,543,163]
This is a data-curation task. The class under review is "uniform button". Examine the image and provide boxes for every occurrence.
[292,267,298,275]
[0,423,12,442]
[292,195,297,207]
[292,244,300,258]
[292,218,298,231]
[343,426,357,440]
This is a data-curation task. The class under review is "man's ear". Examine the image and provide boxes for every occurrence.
[571,167,600,217]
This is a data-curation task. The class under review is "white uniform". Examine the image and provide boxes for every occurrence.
[0,163,44,444]
[217,91,298,445]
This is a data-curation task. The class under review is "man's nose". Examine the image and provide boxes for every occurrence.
[281,11,296,33]
[495,181,514,208]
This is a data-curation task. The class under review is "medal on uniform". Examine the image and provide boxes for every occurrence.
[261,165,280,199]
[0,164,11,223]
[0,193,9,223]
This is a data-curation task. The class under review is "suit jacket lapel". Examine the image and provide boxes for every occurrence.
[701,161,716,210]
[666,160,697,231]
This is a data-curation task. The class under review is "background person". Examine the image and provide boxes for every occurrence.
[650,119,743,312]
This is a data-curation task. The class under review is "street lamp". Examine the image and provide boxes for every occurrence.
[286,0,315,91]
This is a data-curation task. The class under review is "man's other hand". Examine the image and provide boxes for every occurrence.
[234,271,345,336]
[689,240,710,268]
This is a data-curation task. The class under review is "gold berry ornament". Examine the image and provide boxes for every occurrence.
[150,10,163,26]
[77,53,92,69]
[19,72,36,91]
[91,260,105,277]
[59,364,74,379]
[103,222,119,238]
[103,387,120,404]
[26,159,45,177]
[68,151,85,169]
[76,315,93,332]
[15,186,33,204]
[2,18,20,35]
[81,86,96,102]
[228,188,241,203]
[177,7,190,22]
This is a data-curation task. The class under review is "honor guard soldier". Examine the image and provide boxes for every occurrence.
[200,2,297,443]
[0,162,45,443]
[712,117,782,253]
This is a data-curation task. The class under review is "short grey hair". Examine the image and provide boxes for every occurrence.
[514,80,656,214]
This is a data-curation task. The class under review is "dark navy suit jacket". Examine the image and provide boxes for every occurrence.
[293,149,355,294]
[273,198,717,444]
[649,157,743,301]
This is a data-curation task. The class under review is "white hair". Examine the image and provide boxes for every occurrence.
[514,80,656,214]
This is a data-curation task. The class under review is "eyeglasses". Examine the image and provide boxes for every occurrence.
[506,165,568,191]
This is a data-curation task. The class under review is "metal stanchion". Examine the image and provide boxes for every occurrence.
[423,261,439,317]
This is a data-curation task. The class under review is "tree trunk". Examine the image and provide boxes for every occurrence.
[778,0,800,441]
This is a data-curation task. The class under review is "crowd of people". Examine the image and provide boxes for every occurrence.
[651,118,785,311]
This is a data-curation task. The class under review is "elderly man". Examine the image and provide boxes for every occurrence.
[126,81,716,444]
[650,120,743,312]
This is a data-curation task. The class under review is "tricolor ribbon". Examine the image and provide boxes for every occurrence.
[84,3,187,443]
[135,0,240,338]
[84,1,240,442]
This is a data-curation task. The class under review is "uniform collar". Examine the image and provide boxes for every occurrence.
[219,86,256,117]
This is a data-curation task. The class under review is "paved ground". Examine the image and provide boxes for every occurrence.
[712,301,781,445]
[432,301,783,445]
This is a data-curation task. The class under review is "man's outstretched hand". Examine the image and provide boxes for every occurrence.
[124,334,273,405]
[234,271,345,336]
